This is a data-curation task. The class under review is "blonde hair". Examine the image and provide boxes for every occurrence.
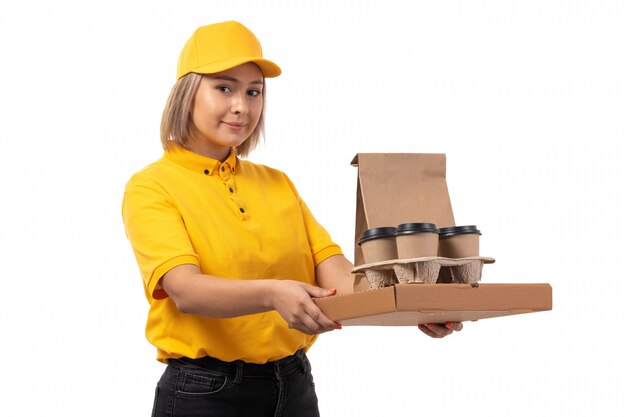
[160,72,265,158]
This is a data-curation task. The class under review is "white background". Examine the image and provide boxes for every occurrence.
[1,1,625,416]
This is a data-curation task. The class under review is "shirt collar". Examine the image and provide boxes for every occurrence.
[164,146,238,176]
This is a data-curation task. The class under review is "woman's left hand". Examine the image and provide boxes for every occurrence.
[418,322,463,338]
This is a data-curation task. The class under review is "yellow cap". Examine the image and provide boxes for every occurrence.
[176,21,281,80]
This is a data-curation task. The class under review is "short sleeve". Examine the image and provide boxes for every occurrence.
[282,174,344,266]
[122,175,200,300]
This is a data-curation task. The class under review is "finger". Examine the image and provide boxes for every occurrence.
[419,323,451,338]
[291,324,313,335]
[299,312,333,335]
[286,305,333,335]
[304,303,338,331]
[418,324,441,338]
[430,323,453,337]
[445,322,463,332]
[306,285,337,299]
[287,317,313,335]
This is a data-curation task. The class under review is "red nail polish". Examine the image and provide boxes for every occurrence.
[427,323,434,329]
[446,322,453,328]
[335,324,342,330]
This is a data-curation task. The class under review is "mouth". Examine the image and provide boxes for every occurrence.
[222,121,248,129]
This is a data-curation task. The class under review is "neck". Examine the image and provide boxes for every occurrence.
[187,140,231,162]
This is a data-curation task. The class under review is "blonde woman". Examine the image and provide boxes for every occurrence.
[122,21,461,417]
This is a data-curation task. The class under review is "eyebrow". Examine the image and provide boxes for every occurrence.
[210,75,264,85]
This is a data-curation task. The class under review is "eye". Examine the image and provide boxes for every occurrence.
[217,85,232,93]
[247,89,262,97]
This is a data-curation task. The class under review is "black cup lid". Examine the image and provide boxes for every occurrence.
[395,223,438,235]
[358,227,397,245]
[439,225,481,237]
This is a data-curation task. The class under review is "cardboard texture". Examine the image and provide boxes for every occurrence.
[314,284,553,326]
[438,233,480,258]
[360,236,398,263]
[396,232,439,259]
[353,256,496,286]
[314,153,552,326]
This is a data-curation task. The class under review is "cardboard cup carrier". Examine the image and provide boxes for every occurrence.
[357,222,493,288]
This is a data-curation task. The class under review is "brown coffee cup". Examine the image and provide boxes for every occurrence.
[358,227,398,264]
[394,223,439,259]
[438,225,481,258]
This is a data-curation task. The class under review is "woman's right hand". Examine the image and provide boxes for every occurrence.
[269,280,340,335]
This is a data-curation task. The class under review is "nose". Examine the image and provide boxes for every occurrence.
[231,92,249,115]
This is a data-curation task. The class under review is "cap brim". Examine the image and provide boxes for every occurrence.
[179,56,281,79]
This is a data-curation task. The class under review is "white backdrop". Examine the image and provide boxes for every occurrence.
[1,1,625,416]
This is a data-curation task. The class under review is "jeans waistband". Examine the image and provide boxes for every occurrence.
[170,349,310,379]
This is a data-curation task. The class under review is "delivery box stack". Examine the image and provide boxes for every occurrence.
[313,153,552,326]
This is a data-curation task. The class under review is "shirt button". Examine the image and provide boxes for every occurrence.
[229,188,234,193]
[204,169,209,175]
[239,208,245,213]
[221,167,225,172]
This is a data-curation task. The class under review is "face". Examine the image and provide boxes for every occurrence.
[189,62,264,160]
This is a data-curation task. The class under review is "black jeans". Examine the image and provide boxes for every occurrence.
[152,350,320,417]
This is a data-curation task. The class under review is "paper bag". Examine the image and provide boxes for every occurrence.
[352,153,455,266]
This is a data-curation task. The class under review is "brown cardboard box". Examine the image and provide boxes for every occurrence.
[314,283,553,325]
[313,153,552,325]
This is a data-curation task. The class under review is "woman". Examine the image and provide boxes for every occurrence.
[122,20,461,417]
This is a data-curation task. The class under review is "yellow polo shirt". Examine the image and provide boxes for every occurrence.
[122,146,343,364]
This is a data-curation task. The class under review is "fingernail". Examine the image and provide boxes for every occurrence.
[418,324,425,330]
[427,323,434,329]
[335,324,342,330]
[445,322,453,329]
